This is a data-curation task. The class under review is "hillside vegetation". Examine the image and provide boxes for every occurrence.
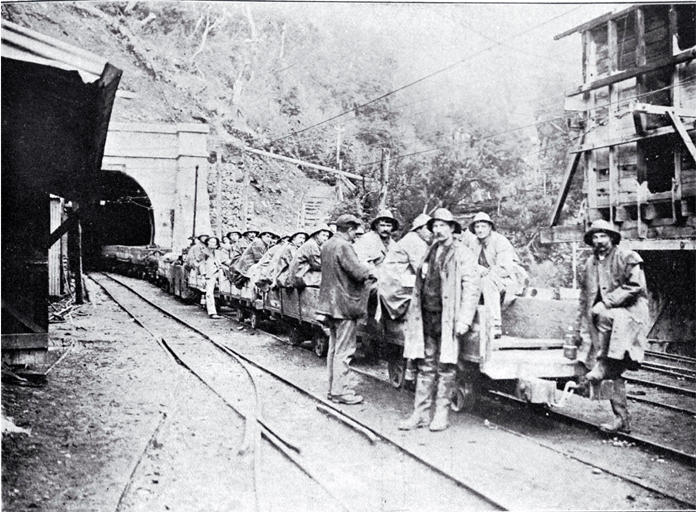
[2,2,581,286]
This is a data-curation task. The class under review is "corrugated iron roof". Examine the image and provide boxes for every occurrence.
[1,19,108,83]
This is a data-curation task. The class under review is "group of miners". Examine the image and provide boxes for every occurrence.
[184,209,649,435]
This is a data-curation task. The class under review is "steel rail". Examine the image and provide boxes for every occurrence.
[624,375,696,398]
[646,350,696,366]
[640,362,696,381]
[627,394,696,416]
[351,367,696,509]
[92,273,354,512]
[99,273,509,512]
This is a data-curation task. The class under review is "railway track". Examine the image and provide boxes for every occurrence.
[92,272,696,510]
[91,272,506,511]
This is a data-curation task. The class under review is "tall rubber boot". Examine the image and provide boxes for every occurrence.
[399,373,434,430]
[585,331,612,382]
[429,374,454,432]
[600,379,631,434]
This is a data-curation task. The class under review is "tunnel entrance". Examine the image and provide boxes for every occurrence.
[83,171,154,269]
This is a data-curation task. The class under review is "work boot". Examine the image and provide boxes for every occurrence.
[399,373,434,430]
[600,380,631,433]
[429,374,454,432]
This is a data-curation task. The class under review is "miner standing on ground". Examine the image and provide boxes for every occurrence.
[399,208,480,432]
[317,214,374,405]
[574,219,649,434]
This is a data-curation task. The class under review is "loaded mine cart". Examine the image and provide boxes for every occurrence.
[382,297,584,412]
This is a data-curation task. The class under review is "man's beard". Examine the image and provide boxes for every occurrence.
[594,242,612,255]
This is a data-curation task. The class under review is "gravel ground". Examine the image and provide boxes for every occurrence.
[3,276,694,511]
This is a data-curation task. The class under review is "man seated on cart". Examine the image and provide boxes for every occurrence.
[353,210,399,276]
[271,229,309,288]
[288,223,333,289]
[467,212,527,339]
[233,228,278,288]
[229,228,259,268]
[574,220,649,434]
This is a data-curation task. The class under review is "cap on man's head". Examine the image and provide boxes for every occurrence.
[335,214,362,230]
[370,210,400,231]
[427,208,462,234]
[197,234,210,241]
[410,213,431,232]
[583,219,621,246]
[468,211,496,233]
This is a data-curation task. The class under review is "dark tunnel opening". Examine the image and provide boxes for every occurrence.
[82,171,154,269]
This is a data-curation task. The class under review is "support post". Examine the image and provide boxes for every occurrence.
[192,165,199,239]
[71,217,84,304]
[379,148,390,211]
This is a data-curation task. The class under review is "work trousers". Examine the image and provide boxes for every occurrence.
[327,318,358,397]
[205,276,217,316]
[419,310,456,379]
[480,274,506,326]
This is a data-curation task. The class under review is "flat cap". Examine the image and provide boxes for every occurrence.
[335,214,362,229]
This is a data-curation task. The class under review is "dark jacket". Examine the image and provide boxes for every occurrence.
[317,232,372,320]
[229,238,251,267]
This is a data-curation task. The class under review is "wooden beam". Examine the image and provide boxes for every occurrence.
[245,147,370,182]
[1,333,48,350]
[549,146,584,227]
[667,109,696,164]
[567,47,696,97]
[48,212,79,249]
[570,121,696,154]
[635,8,646,67]
[554,5,637,40]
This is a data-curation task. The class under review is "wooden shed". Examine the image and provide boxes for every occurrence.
[546,4,696,354]
[2,20,121,364]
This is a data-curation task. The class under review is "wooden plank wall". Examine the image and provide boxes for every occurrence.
[49,195,63,296]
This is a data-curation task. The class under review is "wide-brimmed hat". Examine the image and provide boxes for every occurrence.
[196,234,210,241]
[309,223,334,239]
[370,210,400,231]
[334,214,361,229]
[427,208,462,234]
[243,229,259,237]
[259,228,280,239]
[226,230,242,237]
[584,219,621,246]
[289,228,309,241]
[469,211,496,233]
[410,213,431,232]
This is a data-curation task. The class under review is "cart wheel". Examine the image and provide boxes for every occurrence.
[313,329,329,358]
[387,358,406,389]
[247,311,258,329]
[451,380,479,413]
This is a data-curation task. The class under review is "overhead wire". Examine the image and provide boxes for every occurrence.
[266,5,584,145]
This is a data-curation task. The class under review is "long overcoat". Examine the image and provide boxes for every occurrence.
[378,231,428,319]
[274,243,298,287]
[316,232,372,320]
[575,246,649,368]
[465,230,527,294]
[288,237,322,288]
[403,239,481,365]
[229,238,250,267]
[235,238,268,277]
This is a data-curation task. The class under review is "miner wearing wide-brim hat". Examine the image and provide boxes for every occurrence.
[288,223,333,289]
[466,211,527,339]
[229,228,258,267]
[272,228,310,288]
[233,226,280,287]
[354,209,400,271]
[573,219,649,434]
[399,207,481,432]
[379,213,433,320]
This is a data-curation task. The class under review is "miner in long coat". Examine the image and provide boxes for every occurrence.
[400,208,480,432]
[229,229,258,267]
[378,213,432,320]
[288,223,332,288]
[317,214,373,405]
[233,229,278,287]
[467,212,528,339]
[574,220,649,433]
[273,229,309,288]
[353,210,399,274]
